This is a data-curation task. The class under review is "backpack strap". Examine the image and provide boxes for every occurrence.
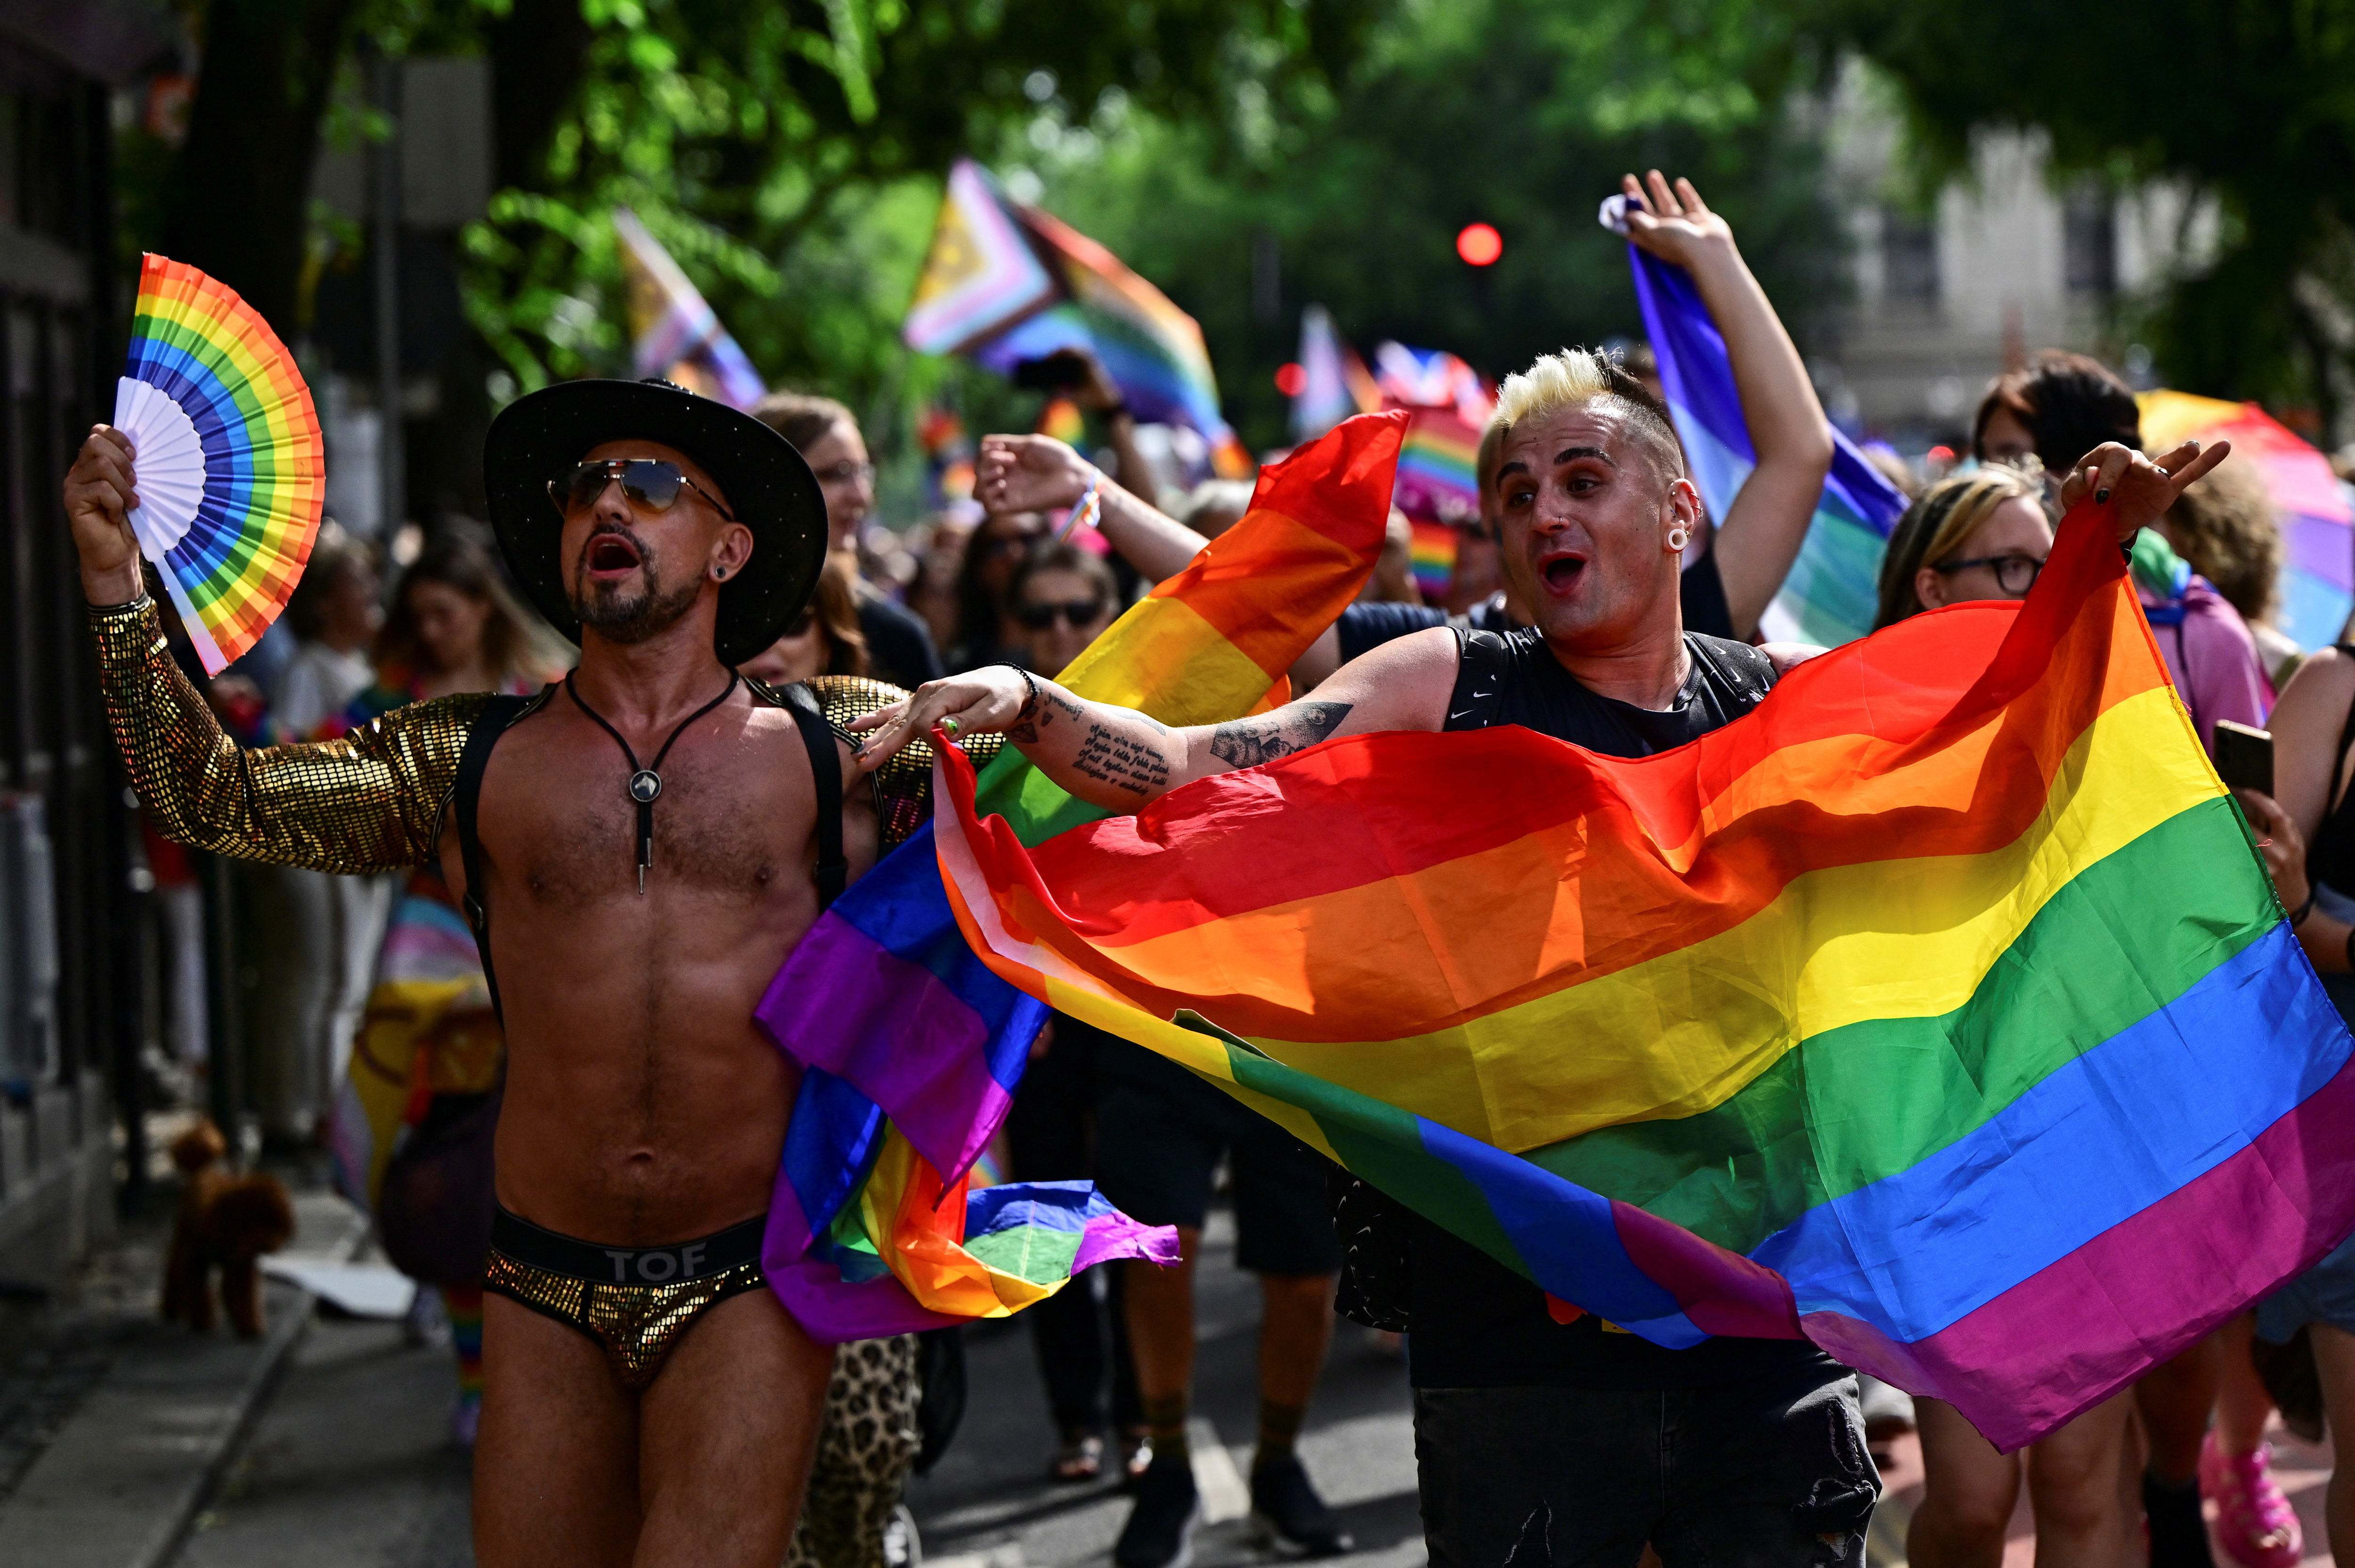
[773,680,848,911]
[454,687,550,1023]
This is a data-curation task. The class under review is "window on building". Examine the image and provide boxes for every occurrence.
[1882,207,1939,301]
[2064,184,2116,296]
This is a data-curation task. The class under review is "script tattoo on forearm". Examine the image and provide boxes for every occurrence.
[1072,720,1172,796]
[1208,702,1352,768]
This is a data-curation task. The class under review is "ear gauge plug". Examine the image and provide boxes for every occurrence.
[1667,527,1690,553]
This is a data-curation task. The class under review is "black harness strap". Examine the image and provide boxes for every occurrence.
[455,689,548,1024]
[774,680,847,911]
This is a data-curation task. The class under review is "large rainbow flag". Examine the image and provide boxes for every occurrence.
[753,411,1408,1340]
[1627,245,1911,647]
[934,492,2355,1450]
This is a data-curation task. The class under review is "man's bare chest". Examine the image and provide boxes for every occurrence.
[472,711,816,910]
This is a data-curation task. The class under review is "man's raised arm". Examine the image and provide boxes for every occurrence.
[850,626,1461,811]
[66,426,471,873]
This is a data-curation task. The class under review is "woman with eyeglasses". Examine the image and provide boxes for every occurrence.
[1876,460,2149,1566]
[947,510,1052,671]
[1012,541,1119,679]
[753,392,945,689]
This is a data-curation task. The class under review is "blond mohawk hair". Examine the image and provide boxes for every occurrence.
[1484,348,1685,493]
[1493,348,1617,430]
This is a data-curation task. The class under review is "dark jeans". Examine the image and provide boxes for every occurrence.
[1413,1365,1877,1568]
[1008,1014,1139,1435]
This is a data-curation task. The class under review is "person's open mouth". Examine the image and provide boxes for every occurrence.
[585,531,644,580]
[1538,548,1587,595]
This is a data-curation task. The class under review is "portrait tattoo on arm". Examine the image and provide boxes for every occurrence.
[1207,702,1353,768]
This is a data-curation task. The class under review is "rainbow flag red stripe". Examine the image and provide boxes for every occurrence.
[936,497,2355,1449]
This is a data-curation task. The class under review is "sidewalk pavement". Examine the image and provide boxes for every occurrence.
[0,1184,367,1568]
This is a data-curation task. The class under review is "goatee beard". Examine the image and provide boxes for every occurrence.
[570,570,703,645]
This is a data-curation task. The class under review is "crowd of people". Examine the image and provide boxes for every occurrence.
[82,169,2355,1568]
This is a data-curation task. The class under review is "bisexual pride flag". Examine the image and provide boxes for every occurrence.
[753,411,1407,1340]
[938,493,2355,1450]
[1625,244,1911,647]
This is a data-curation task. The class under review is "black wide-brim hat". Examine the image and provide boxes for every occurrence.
[482,377,826,667]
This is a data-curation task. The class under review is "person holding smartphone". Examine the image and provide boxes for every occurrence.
[2225,646,2355,1567]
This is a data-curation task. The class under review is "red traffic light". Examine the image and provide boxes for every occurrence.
[1456,222,1502,267]
[1275,362,1307,396]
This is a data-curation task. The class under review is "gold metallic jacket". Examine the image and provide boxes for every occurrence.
[91,597,966,870]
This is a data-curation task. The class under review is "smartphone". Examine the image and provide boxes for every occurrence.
[2214,719,2274,799]
[1011,350,1090,391]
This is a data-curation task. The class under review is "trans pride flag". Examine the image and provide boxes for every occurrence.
[1626,246,1910,647]
[753,411,1407,1340]
[937,493,2355,1450]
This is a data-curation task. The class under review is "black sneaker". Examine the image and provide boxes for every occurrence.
[1250,1454,1353,1557]
[1114,1452,1201,1568]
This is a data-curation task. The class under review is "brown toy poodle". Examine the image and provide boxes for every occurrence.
[161,1119,295,1338]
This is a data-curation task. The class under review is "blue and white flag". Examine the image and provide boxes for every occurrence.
[1619,236,1910,646]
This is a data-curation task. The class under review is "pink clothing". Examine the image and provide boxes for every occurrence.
[2137,578,2271,754]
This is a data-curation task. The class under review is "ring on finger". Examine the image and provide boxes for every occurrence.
[941,715,964,739]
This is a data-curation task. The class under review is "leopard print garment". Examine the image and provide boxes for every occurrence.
[788,1334,922,1568]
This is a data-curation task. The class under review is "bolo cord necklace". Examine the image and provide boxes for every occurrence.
[566,671,740,893]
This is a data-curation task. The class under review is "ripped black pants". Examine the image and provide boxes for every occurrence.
[1413,1365,1878,1568]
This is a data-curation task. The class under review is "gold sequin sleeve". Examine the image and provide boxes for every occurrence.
[90,597,485,873]
[804,674,1003,851]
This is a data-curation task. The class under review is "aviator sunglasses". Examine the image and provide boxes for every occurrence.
[550,459,736,521]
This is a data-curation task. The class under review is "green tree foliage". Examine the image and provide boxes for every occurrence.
[1819,0,2355,418]
[122,0,1380,404]
[1023,0,1848,448]
[458,0,1383,414]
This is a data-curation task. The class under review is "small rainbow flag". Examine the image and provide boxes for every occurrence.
[1407,520,1457,600]
[936,494,2355,1451]
[1626,246,1910,647]
[753,411,1409,1339]
[1395,405,1484,527]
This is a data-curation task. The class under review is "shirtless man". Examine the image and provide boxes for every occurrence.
[65,377,925,1568]
[862,345,2223,1565]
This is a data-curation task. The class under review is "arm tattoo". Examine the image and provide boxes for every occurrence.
[1071,722,1172,796]
[1208,702,1352,768]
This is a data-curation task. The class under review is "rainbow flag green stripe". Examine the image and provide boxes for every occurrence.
[1524,794,2273,1251]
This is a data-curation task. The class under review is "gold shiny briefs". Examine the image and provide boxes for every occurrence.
[483,1207,770,1389]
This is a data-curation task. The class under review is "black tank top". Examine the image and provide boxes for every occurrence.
[1398,626,1837,1390]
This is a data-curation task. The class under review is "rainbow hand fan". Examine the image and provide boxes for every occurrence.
[113,254,324,674]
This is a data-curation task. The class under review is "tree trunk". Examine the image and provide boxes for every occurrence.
[488,0,594,193]
[159,0,358,329]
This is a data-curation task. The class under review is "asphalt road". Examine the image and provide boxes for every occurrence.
[161,1205,1425,1568]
